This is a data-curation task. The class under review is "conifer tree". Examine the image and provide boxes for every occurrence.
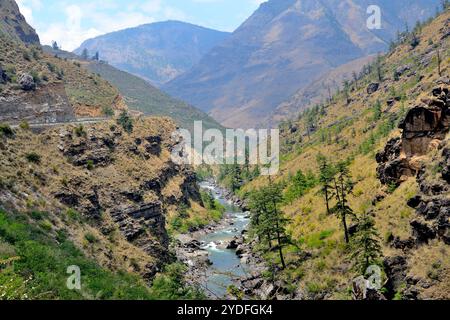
[343,79,351,105]
[350,213,383,274]
[331,161,355,243]
[249,183,290,269]
[231,164,242,192]
[264,183,290,269]
[317,154,334,215]
[375,55,383,82]
[437,46,442,77]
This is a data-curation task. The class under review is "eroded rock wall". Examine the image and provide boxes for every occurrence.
[0,83,75,124]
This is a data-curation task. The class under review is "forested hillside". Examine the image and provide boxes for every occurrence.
[233,8,449,300]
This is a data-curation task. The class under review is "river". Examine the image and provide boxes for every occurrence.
[197,181,251,298]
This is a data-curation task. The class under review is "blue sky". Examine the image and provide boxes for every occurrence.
[16,0,266,51]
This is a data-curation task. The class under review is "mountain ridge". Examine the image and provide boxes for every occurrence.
[75,20,230,86]
[163,0,441,128]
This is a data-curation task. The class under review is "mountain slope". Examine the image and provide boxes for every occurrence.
[265,54,376,127]
[75,21,230,86]
[0,0,39,45]
[163,0,440,128]
[239,8,449,299]
[0,24,123,124]
[0,117,204,299]
[85,61,224,132]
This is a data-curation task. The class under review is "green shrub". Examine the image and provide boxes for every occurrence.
[117,111,133,133]
[19,121,30,130]
[25,152,41,164]
[30,211,46,221]
[102,106,114,117]
[39,220,53,231]
[74,125,86,137]
[46,62,56,73]
[31,48,40,60]
[84,232,98,244]
[387,183,398,194]
[30,71,41,85]
[4,65,16,82]
[149,263,204,300]
[22,51,31,61]
[65,208,82,222]
[0,124,14,137]
[86,160,94,171]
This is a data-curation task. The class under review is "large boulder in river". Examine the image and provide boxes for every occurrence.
[227,238,239,249]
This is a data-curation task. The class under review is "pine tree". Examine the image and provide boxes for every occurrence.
[342,79,351,105]
[352,71,358,88]
[52,41,59,51]
[231,164,242,192]
[437,46,442,77]
[350,213,383,274]
[331,161,355,243]
[117,110,133,133]
[249,183,290,269]
[375,54,383,82]
[264,183,290,269]
[372,100,382,121]
[317,154,334,215]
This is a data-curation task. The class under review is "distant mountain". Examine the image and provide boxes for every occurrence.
[75,21,230,86]
[85,60,224,132]
[0,0,40,45]
[163,0,440,128]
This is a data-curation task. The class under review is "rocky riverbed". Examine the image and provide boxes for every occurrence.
[174,180,302,300]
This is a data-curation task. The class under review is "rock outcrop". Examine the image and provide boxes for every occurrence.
[18,73,36,91]
[367,82,380,94]
[0,117,202,281]
[376,85,450,299]
[0,83,75,125]
[377,86,450,186]
[0,0,40,45]
[377,86,450,246]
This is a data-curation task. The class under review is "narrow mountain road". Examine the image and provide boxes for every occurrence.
[10,117,109,130]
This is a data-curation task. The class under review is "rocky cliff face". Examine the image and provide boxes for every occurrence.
[0,0,40,45]
[376,85,449,298]
[0,82,74,124]
[0,117,201,279]
[377,85,450,186]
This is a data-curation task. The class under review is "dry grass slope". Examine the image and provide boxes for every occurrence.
[242,10,450,300]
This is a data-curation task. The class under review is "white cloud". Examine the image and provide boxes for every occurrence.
[35,0,192,51]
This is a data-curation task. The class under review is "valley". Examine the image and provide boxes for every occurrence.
[0,0,449,302]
